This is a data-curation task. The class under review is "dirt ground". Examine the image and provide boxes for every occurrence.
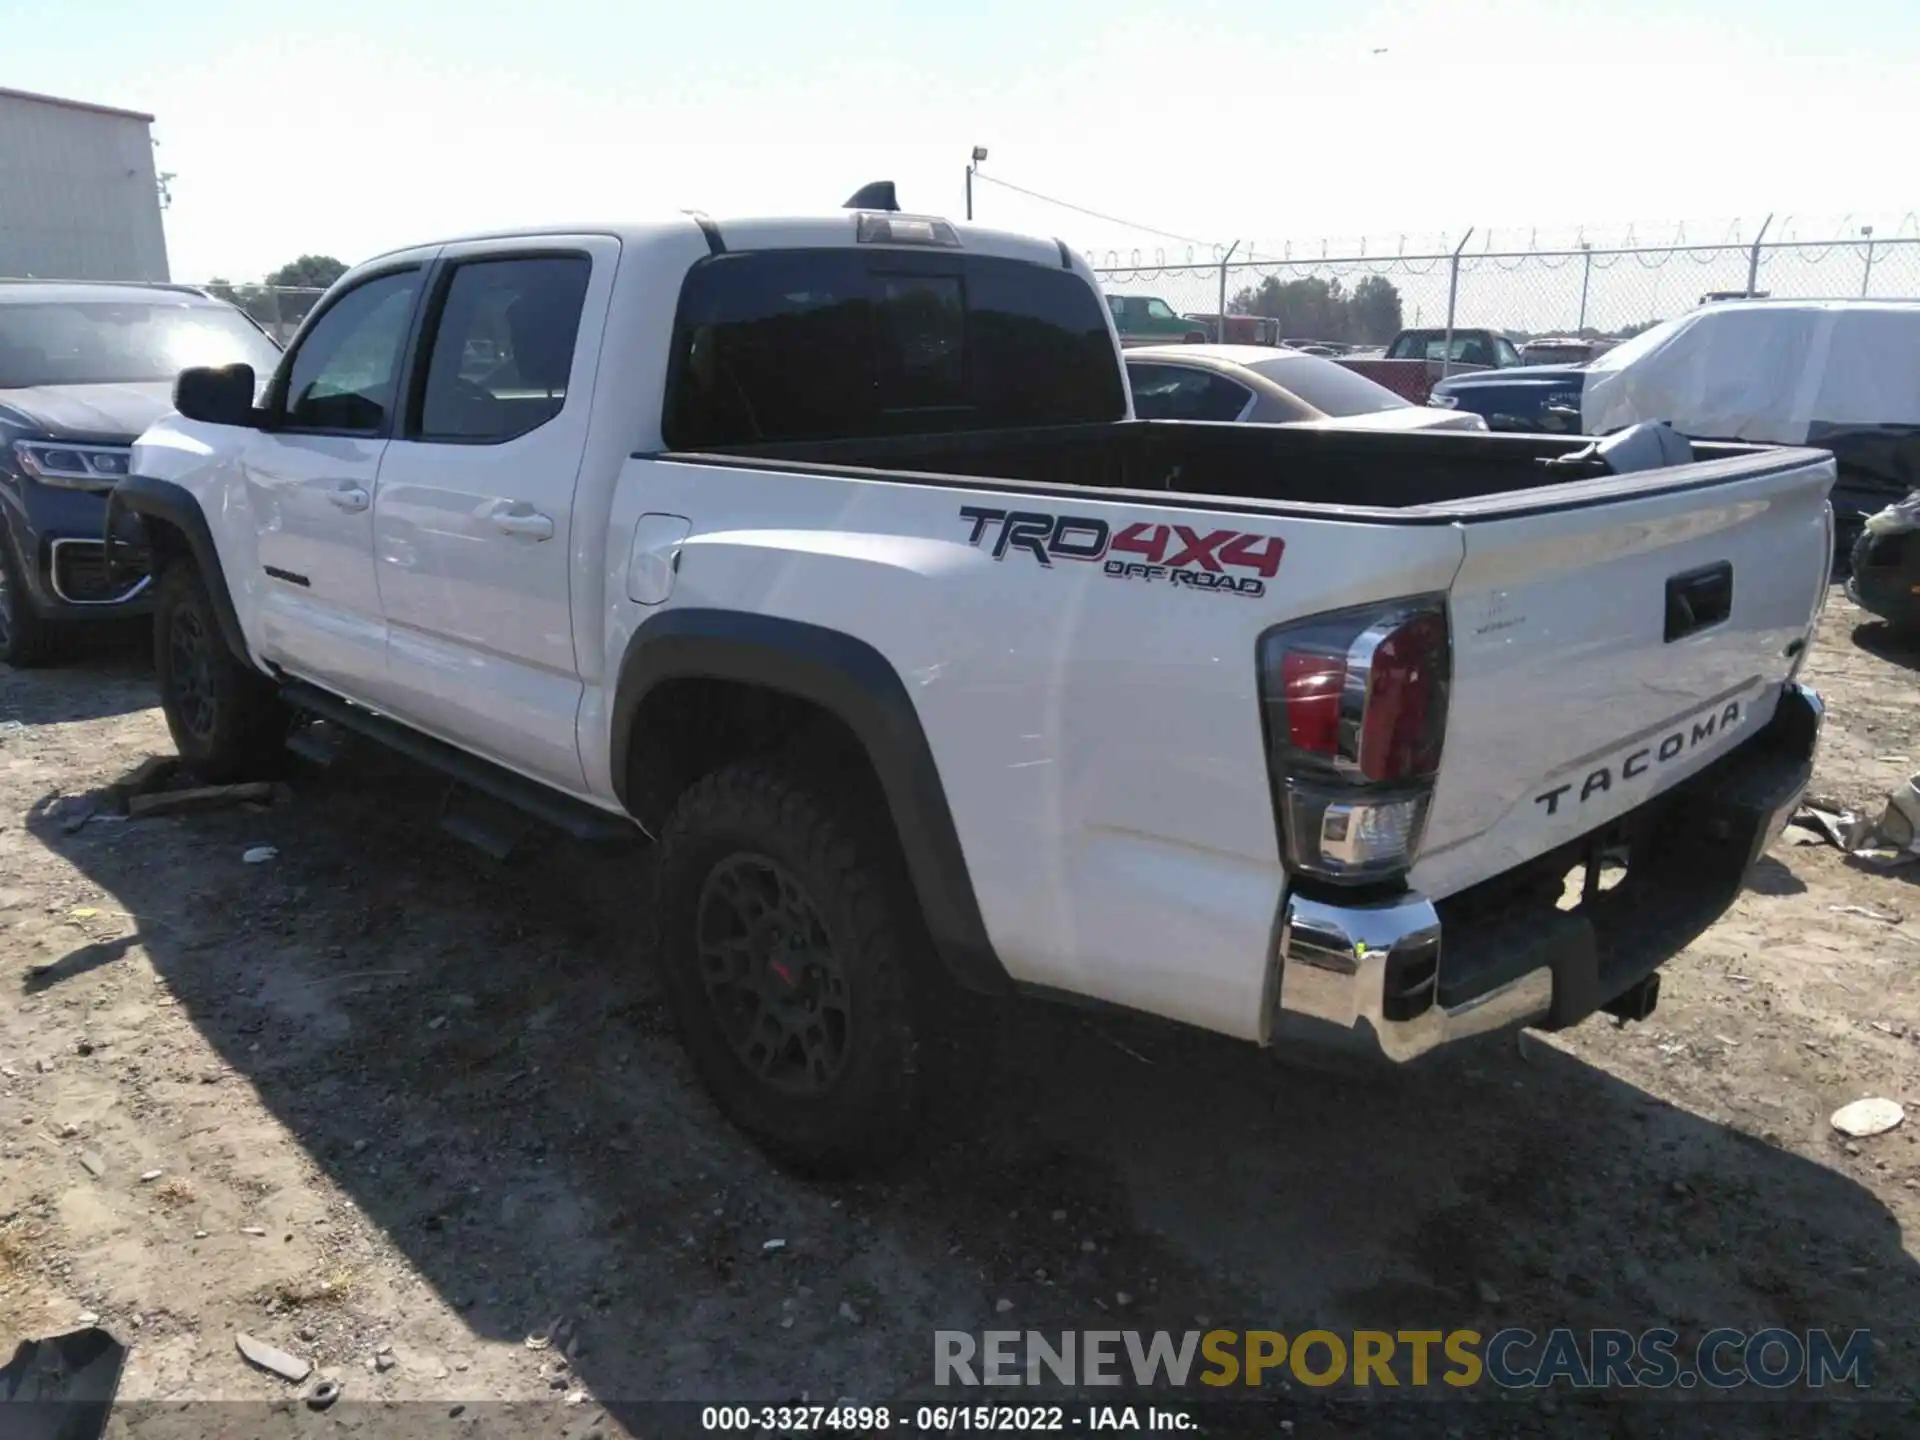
[4,590,1920,1437]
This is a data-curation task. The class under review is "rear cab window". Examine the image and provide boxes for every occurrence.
[663,249,1126,448]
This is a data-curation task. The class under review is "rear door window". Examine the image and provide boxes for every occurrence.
[664,250,1125,448]
[415,255,591,442]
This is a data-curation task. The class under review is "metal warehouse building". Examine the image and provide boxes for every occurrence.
[0,86,169,281]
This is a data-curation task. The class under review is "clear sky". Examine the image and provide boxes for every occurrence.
[9,0,1920,282]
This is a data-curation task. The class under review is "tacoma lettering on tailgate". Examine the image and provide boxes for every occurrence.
[1533,700,1745,816]
[958,506,1282,597]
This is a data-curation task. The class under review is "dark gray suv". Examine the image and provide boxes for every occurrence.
[0,281,281,666]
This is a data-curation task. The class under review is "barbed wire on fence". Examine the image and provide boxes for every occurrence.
[1091,236,1920,343]
[1064,212,1920,273]
[174,226,1920,351]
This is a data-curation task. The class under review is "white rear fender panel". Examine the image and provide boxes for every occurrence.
[594,457,1465,1041]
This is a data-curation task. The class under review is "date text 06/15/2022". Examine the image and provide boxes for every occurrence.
[700,1404,1189,1432]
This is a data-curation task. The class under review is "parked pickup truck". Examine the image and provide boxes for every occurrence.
[1339,327,1527,404]
[113,202,1833,1174]
[1106,293,1208,347]
[1428,363,1590,435]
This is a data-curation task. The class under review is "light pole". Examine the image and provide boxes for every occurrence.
[966,146,988,221]
[1576,241,1593,333]
[1746,213,1773,297]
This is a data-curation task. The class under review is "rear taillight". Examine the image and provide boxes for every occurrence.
[1258,598,1451,884]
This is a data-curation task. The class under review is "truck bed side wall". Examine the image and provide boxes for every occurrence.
[673,422,1777,512]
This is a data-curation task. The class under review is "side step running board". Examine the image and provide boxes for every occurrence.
[279,680,640,850]
[284,719,345,767]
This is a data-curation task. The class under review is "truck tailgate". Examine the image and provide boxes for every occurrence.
[1411,449,1834,900]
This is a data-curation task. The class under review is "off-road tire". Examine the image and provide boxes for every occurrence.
[154,561,284,782]
[0,522,65,668]
[1848,528,1873,592]
[1847,528,1920,635]
[652,759,921,1176]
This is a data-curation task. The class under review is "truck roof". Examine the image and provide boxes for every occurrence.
[1395,325,1512,338]
[360,212,1079,275]
[1690,297,1920,317]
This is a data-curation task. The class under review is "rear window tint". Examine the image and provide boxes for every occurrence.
[1247,354,1407,415]
[663,249,1125,448]
[1126,362,1257,421]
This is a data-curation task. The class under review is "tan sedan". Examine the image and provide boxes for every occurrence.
[1125,344,1489,432]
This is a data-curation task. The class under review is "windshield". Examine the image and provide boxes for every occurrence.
[1387,332,1502,365]
[1247,354,1406,415]
[1523,344,1590,365]
[0,300,282,388]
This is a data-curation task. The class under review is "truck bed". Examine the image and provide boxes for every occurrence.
[666,419,1816,520]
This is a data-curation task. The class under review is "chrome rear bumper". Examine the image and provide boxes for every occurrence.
[1275,892,1554,1061]
[1270,682,1823,1063]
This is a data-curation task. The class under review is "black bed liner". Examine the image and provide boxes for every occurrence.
[653,420,1830,525]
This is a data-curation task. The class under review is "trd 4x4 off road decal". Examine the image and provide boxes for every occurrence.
[957,506,1282,597]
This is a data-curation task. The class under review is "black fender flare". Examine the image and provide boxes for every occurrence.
[612,608,1012,996]
[108,474,254,667]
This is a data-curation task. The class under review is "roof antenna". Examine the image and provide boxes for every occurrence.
[842,181,899,212]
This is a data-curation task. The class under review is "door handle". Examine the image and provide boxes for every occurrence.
[1664,562,1733,642]
[490,504,554,541]
[327,485,370,513]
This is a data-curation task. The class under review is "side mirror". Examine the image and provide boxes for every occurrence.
[174,364,258,427]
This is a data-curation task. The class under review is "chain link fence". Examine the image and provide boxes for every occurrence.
[1092,236,1920,350]
[169,232,1920,353]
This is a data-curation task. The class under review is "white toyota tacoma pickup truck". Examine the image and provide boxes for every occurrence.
[110,195,1833,1173]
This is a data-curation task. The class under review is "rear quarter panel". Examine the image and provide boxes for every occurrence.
[589,460,1465,1039]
